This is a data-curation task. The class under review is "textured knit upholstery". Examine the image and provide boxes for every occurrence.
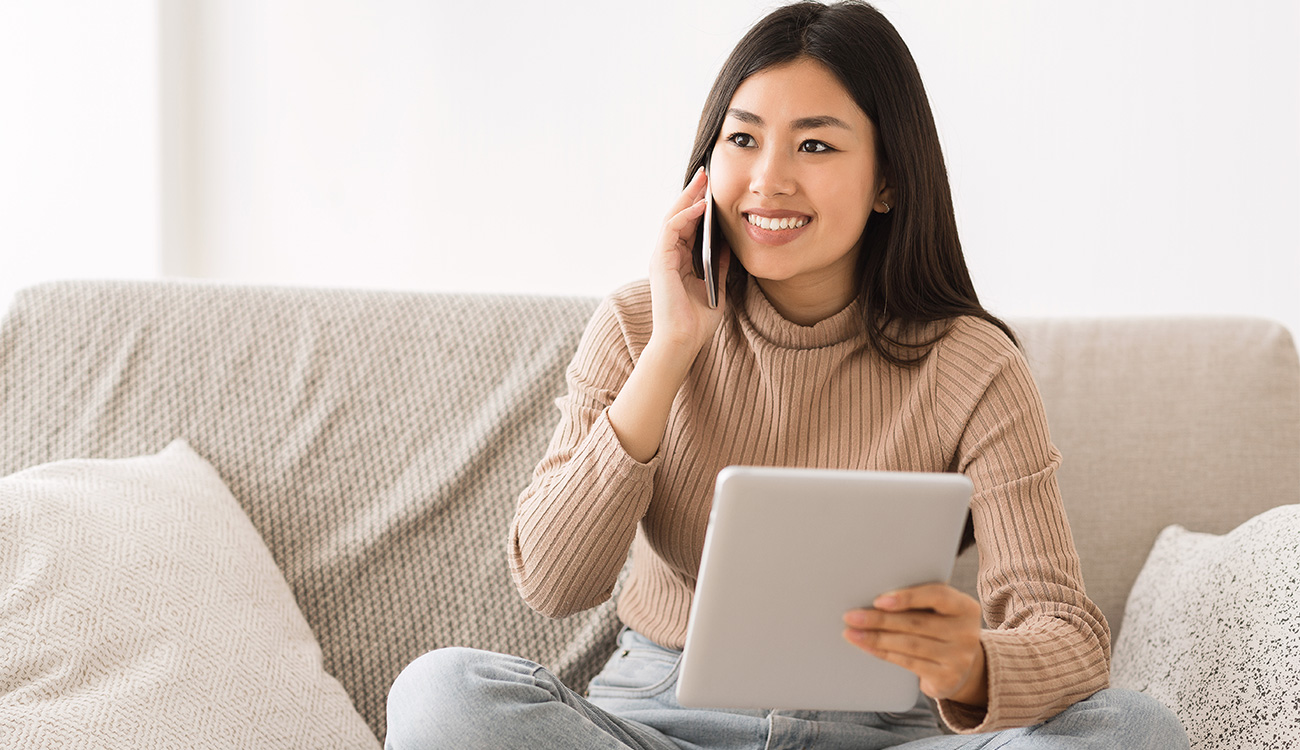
[0,281,605,742]
[2,281,1298,744]
[949,317,1300,635]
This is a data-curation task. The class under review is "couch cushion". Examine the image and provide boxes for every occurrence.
[1111,505,1300,749]
[0,281,607,742]
[0,441,379,749]
[949,317,1300,637]
[5,284,1298,737]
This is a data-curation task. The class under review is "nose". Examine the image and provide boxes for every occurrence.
[749,147,796,198]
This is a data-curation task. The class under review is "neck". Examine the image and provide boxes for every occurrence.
[754,276,857,326]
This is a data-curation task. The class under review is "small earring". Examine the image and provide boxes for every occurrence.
[880,201,891,214]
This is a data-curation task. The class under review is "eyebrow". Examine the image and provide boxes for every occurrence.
[725,107,853,131]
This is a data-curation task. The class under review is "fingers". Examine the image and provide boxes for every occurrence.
[646,168,726,351]
[841,615,982,700]
[664,167,708,223]
[843,626,941,664]
[660,168,709,257]
[664,196,708,243]
[843,584,979,634]
[653,199,708,283]
[658,169,708,250]
[842,584,985,701]
[842,608,969,653]
[843,613,969,654]
[845,626,983,701]
[873,583,978,617]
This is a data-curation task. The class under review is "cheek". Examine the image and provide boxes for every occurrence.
[707,165,748,237]
[716,210,746,256]
[835,199,875,239]
[707,158,744,208]
[817,175,875,237]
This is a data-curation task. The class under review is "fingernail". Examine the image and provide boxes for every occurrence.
[875,595,898,608]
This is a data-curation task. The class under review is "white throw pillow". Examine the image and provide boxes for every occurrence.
[0,441,380,749]
[1112,504,1300,750]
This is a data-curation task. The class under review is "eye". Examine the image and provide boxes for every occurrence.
[725,132,756,149]
[799,140,834,153]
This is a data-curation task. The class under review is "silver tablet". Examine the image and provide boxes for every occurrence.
[676,466,972,712]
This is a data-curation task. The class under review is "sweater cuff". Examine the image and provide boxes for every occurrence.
[509,408,660,619]
[587,407,663,471]
[938,626,1102,734]
[935,631,1000,734]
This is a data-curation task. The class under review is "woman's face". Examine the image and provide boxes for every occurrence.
[710,58,890,322]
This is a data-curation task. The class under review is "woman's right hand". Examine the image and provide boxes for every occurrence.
[606,168,732,463]
[647,167,730,363]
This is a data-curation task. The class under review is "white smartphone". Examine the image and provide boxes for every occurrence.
[702,178,717,309]
[691,163,721,309]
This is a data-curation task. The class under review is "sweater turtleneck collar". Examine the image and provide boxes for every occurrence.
[737,279,865,350]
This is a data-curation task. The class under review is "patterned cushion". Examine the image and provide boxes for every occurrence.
[1112,505,1300,749]
[0,442,379,748]
[0,281,611,742]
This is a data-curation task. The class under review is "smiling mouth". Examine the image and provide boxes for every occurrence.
[745,213,810,231]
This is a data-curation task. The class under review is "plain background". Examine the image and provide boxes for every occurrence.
[3,0,1299,338]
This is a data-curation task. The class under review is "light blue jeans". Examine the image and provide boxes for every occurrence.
[385,629,1188,750]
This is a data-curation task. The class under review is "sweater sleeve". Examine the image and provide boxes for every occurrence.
[932,319,1110,734]
[508,286,659,618]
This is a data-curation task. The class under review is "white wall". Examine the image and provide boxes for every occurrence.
[0,1,159,315]
[161,0,761,295]
[891,1,1300,329]
[6,2,1299,338]
[166,0,1300,336]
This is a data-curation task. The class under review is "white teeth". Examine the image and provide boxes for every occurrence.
[746,214,809,230]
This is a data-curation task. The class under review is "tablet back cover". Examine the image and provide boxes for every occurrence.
[676,467,972,712]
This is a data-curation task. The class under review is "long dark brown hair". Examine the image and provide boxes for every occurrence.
[686,0,1016,365]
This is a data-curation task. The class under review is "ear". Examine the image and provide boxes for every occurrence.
[873,178,895,215]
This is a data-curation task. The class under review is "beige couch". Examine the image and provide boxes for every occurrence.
[1,281,1296,748]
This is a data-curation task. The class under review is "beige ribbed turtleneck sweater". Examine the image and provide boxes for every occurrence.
[509,279,1109,734]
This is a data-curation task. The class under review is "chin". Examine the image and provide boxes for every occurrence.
[740,268,801,288]
[731,251,797,283]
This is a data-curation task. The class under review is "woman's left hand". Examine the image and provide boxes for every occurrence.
[842,583,988,706]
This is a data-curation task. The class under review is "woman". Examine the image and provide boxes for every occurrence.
[386,2,1189,747]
